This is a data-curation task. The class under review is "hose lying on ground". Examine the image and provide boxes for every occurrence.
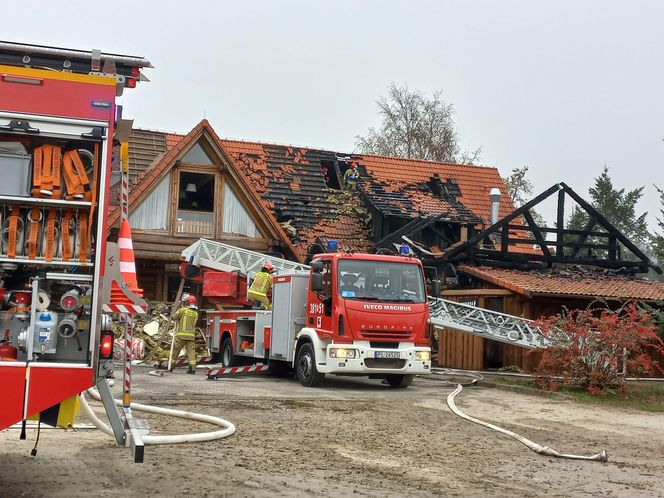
[429,368,484,386]
[447,384,608,462]
[79,388,235,445]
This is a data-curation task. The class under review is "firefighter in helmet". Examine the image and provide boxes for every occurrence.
[343,162,359,190]
[248,262,274,310]
[170,294,200,374]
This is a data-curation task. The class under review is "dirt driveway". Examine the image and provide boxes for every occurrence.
[2,367,663,497]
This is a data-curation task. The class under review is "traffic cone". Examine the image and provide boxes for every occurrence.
[110,220,143,304]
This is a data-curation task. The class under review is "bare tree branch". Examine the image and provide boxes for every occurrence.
[355,83,479,164]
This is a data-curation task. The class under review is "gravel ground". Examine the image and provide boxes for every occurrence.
[2,366,663,497]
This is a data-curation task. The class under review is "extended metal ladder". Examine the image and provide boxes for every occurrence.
[181,239,310,278]
[428,297,544,349]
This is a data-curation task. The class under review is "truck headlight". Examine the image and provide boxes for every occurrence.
[329,348,357,359]
[415,351,430,361]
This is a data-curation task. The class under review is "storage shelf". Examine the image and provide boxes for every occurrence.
[0,194,91,208]
[0,256,93,267]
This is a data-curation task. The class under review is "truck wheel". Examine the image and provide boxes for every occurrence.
[221,338,241,367]
[385,374,414,388]
[295,342,325,387]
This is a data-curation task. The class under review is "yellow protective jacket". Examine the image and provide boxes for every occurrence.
[248,271,272,297]
[343,168,359,185]
[175,306,199,339]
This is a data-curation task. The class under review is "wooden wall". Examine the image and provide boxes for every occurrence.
[437,328,484,370]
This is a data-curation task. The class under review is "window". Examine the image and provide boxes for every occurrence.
[176,171,215,235]
[223,183,259,237]
[130,175,170,230]
[181,143,214,165]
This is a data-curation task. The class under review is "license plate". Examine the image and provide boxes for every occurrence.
[374,351,400,359]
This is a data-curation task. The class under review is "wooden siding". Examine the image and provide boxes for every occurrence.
[437,328,483,370]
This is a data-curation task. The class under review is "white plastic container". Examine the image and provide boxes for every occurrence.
[35,311,58,354]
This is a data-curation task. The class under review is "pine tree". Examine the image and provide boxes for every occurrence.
[588,167,649,245]
[565,167,650,260]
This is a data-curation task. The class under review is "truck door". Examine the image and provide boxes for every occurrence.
[308,259,335,338]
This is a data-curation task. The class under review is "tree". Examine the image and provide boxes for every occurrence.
[565,166,650,252]
[355,83,480,164]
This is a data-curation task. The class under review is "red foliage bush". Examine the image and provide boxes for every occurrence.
[534,304,664,395]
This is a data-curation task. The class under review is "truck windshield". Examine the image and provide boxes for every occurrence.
[337,260,426,303]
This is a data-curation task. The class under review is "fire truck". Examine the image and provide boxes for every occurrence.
[181,239,437,387]
[181,239,545,387]
[0,41,150,432]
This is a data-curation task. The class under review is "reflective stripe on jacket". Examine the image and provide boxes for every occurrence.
[249,271,272,296]
[175,307,199,338]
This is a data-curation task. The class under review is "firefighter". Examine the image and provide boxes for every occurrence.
[248,262,274,310]
[170,294,199,374]
[343,162,359,189]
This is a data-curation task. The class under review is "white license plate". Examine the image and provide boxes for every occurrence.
[374,351,400,359]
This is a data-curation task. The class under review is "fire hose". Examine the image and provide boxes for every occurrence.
[446,383,608,462]
[78,387,235,445]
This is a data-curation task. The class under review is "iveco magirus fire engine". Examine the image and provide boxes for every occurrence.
[0,41,150,432]
[181,239,438,387]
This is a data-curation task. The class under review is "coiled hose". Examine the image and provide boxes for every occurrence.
[79,388,235,445]
[446,383,608,462]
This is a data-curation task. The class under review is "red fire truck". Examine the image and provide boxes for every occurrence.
[0,41,150,432]
[181,239,437,387]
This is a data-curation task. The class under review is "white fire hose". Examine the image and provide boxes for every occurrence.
[447,384,608,462]
[78,388,235,445]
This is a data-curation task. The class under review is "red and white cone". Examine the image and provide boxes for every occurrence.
[105,220,146,314]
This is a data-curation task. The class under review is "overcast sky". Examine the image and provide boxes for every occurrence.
[5,0,664,229]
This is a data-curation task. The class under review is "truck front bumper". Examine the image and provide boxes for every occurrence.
[317,342,431,375]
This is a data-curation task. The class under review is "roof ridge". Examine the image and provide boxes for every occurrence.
[134,126,497,171]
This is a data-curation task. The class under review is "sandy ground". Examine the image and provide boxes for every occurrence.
[2,366,664,497]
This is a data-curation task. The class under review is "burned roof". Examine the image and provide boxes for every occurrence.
[222,140,373,261]
[354,154,515,224]
[120,124,516,262]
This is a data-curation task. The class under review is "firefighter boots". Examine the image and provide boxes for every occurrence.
[187,365,195,375]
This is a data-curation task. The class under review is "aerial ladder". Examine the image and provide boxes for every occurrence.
[181,238,309,278]
[180,239,545,350]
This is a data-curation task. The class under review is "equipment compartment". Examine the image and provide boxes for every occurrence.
[0,150,31,197]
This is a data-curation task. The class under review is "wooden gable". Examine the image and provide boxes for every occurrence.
[122,123,293,261]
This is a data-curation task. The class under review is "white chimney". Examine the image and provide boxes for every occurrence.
[489,187,501,225]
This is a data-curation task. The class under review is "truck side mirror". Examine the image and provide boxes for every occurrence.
[311,273,323,292]
[431,280,441,297]
[311,260,324,273]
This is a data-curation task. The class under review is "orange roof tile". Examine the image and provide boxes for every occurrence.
[459,265,664,301]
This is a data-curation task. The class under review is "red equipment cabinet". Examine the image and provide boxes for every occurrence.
[0,42,150,431]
